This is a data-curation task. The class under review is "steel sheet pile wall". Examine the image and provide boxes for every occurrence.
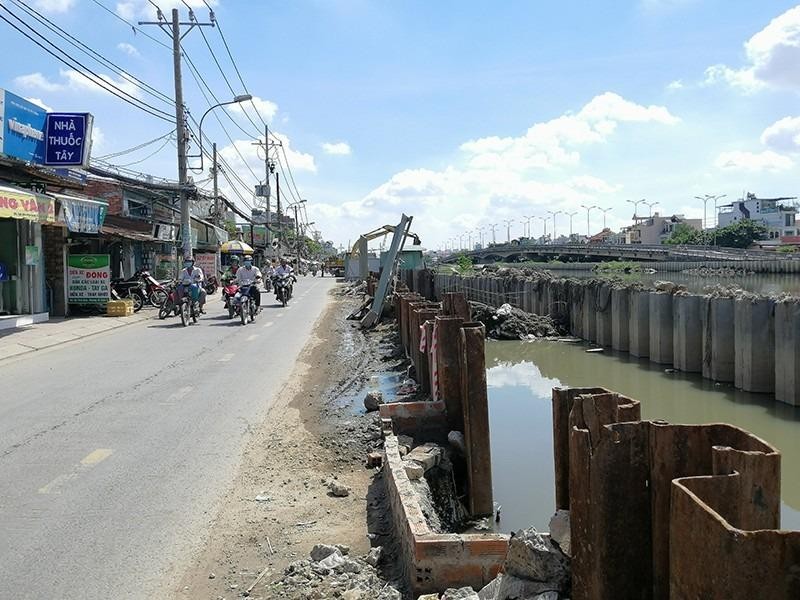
[427,271,800,407]
[552,386,798,600]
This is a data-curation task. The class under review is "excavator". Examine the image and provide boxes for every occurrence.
[348,225,422,276]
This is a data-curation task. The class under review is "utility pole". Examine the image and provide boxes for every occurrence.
[275,170,281,248]
[141,8,214,262]
[211,142,219,224]
[265,126,271,250]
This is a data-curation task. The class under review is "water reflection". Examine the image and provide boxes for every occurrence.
[486,339,800,534]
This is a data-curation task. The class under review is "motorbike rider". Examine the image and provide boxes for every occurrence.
[178,256,207,313]
[235,255,263,309]
[273,257,296,299]
[222,255,240,283]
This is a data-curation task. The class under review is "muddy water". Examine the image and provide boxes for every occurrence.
[486,340,800,534]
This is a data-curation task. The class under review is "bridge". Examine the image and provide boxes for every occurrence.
[442,242,797,264]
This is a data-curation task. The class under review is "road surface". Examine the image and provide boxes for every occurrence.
[0,277,336,599]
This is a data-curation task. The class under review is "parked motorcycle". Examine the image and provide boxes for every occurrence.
[233,284,258,325]
[273,274,294,307]
[204,275,219,296]
[110,278,145,312]
[158,282,181,320]
[179,283,201,326]
[137,270,168,306]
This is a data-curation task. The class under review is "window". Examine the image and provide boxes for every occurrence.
[786,213,796,227]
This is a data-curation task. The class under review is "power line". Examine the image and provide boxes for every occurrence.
[9,0,172,106]
[0,7,174,122]
[95,129,175,160]
[117,133,175,167]
[88,0,171,50]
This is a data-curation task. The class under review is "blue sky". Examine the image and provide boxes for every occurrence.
[3,0,800,248]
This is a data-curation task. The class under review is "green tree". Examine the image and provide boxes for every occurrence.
[713,219,768,248]
[456,253,473,274]
[664,223,704,245]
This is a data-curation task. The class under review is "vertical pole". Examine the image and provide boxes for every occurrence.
[276,171,281,247]
[265,125,271,251]
[171,8,190,261]
[212,142,219,223]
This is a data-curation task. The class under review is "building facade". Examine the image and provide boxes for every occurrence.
[626,213,702,244]
[717,193,797,240]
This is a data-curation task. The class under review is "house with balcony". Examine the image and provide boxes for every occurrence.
[625,213,701,244]
[717,193,797,242]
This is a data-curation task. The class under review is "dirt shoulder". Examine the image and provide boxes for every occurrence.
[172,291,400,599]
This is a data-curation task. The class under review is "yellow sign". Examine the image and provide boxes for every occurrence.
[0,188,55,222]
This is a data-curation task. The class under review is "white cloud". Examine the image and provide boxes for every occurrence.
[761,116,800,152]
[117,42,140,58]
[666,79,684,91]
[704,6,800,93]
[225,96,278,123]
[25,97,53,112]
[91,126,106,154]
[33,0,75,12]
[14,69,142,99]
[714,150,794,172]
[321,142,351,156]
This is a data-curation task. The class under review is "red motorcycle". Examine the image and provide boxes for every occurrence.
[158,282,181,320]
[136,269,169,307]
[222,280,240,319]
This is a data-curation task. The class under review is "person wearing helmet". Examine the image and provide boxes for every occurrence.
[177,256,207,313]
[235,255,263,309]
[274,257,294,277]
[222,255,240,283]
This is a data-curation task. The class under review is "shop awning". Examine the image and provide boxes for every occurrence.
[53,193,108,234]
[0,185,56,223]
[101,214,157,242]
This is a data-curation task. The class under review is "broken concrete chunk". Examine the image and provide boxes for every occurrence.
[442,587,480,599]
[549,510,571,558]
[404,461,425,480]
[316,549,346,570]
[366,451,384,468]
[364,390,385,411]
[310,543,339,562]
[404,443,442,471]
[494,574,559,599]
[335,544,350,555]
[447,430,466,455]
[328,481,351,497]
[503,529,570,593]
[366,545,382,567]
[416,595,440,600]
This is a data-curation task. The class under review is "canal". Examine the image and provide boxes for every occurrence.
[486,338,800,534]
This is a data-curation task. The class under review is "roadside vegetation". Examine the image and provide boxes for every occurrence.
[664,219,768,248]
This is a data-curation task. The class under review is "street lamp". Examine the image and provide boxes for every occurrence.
[627,198,646,221]
[695,194,727,239]
[503,218,514,243]
[488,223,498,245]
[565,211,578,238]
[580,204,596,237]
[547,210,562,243]
[645,201,659,217]
[597,207,612,229]
[536,216,548,242]
[187,94,253,171]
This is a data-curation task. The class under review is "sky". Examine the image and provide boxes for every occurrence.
[3,0,800,250]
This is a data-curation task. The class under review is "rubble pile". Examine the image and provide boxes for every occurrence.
[683,266,755,278]
[265,544,403,599]
[469,301,565,340]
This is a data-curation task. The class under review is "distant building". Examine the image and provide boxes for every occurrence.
[626,213,701,244]
[588,228,616,244]
[717,193,797,241]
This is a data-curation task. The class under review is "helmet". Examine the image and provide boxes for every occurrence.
[230,255,240,263]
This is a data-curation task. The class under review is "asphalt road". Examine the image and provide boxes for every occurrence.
[0,276,337,600]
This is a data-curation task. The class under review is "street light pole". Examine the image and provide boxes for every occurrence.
[598,207,612,229]
[547,210,562,243]
[627,198,646,221]
[565,211,578,238]
[536,216,548,242]
[503,219,514,243]
[580,204,596,237]
[489,223,498,245]
[646,201,659,217]
[695,193,727,243]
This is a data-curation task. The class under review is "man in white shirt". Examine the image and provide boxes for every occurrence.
[178,256,207,312]
[235,255,262,309]
[274,257,294,276]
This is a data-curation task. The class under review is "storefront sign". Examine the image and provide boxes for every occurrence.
[25,245,39,266]
[0,186,55,222]
[0,90,46,164]
[60,196,107,234]
[44,113,93,167]
[194,252,219,278]
[252,225,267,246]
[67,254,110,303]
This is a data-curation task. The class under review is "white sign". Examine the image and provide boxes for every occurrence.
[194,252,219,279]
[67,254,110,303]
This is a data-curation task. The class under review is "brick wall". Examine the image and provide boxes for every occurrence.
[383,434,509,595]
[42,225,66,316]
[85,179,124,215]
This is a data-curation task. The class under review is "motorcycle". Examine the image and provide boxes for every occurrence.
[273,274,294,307]
[110,278,145,312]
[178,283,201,327]
[136,269,168,306]
[233,283,258,325]
[158,282,181,320]
[204,275,219,296]
[222,279,239,317]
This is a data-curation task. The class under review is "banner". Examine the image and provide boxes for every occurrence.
[194,252,219,278]
[67,254,110,303]
[60,196,107,233]
[0,187,55,222]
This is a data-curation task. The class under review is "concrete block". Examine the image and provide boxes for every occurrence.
[734,297,775,393]
[595,283,613,347]
[774,300,800,406]
[629,290,651,358]
[649,292,674,365]
[611,287,630,352]
[582,284,597,342]
[569,283,583,338]
[673,295,702,372]
[702,296,735,383]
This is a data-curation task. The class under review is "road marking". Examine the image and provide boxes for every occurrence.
[246,333,259,341]
[39,448,114,495]
[263,321,274,328]
[218,353,235,362]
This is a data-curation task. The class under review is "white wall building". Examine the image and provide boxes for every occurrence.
[717,193,797,240]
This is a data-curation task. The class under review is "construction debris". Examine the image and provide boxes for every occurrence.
[469,301,565,339]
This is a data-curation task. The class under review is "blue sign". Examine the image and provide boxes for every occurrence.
[44,113,93,167]
[0,90,47,164]
[61,196,107,234]
[0,261,7,281]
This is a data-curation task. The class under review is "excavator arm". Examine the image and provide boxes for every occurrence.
[351,225,421,256]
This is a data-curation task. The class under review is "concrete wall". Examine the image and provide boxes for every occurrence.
[428,271,798,406]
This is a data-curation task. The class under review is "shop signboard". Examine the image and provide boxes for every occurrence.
[194,252,219,278]
[44,113,93,167]
[0,89,46,164]
[0,186,55,222]
[60,197,107,233]
[252,225,267,246]
[67,254,110,303]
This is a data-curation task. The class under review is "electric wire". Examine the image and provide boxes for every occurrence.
[0,8,174,122]
[88,0,171,50]
[95,129,175,160]
[9,0,173,106]
[117,132,175,167]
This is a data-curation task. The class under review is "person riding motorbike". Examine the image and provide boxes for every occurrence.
[235,255,263,309]
[177,257,207,313]
[272,257,296,300]
[221,256,240,309]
